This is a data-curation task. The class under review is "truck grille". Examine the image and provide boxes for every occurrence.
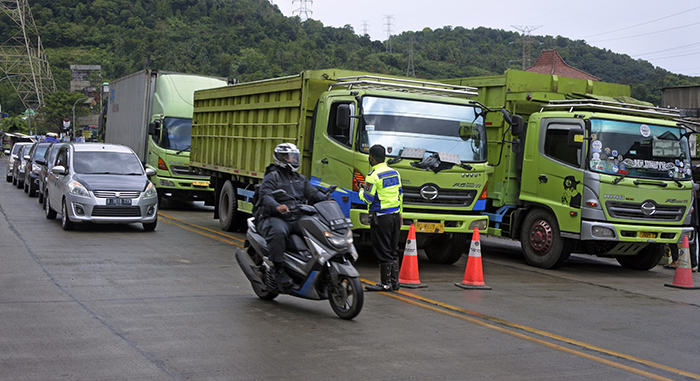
[92,206,142,217]
[171,165,209,178]
[403,185,477,207]
[606,201,686,222]
[93,191,141,198]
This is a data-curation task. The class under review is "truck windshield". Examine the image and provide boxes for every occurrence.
[358,97,486,162]
[159,117,192,151]
[588,119,692,180]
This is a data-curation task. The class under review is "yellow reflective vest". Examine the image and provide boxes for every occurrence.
[358,162,403,214]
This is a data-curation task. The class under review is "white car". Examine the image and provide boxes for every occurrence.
[4,142,33,184]
[44,143,159,231]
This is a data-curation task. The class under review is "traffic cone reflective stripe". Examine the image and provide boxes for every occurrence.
[455,228,492,290]
[665,236,700,290]
[399,224,427,288]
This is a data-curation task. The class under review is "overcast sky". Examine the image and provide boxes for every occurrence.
[274,0,700,77]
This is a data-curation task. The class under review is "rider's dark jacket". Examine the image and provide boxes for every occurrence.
[256,164,327,221]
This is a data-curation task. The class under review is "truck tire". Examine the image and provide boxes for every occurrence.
[219,180,244,232]
[423,232,469,264]
[615,243,665,270]
[520,208,571,269]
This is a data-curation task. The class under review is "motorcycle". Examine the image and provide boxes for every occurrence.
[235,186,364,320]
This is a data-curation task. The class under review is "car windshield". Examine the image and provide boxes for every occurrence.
[32,146,48,159]
[158,117,192,151]
[73,152,144,175]
[588,119,692,180]
[358,97,486,162]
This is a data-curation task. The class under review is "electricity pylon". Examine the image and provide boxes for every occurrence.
[0,0,56,111]
[512,25,542,70]
[292,0,312,21]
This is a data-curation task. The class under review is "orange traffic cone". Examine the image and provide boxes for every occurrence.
[455,227,492,290]
[665,236,700,289]
[399,224,427,288]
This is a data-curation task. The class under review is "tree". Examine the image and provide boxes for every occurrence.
[40,91,90,134]
[0,115,29,134]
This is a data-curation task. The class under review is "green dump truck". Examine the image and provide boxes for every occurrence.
[445,70,697,270]
[106,70,228,204]
[190,69,491,264]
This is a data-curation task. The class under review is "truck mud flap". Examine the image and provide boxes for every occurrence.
[235,248,265,288]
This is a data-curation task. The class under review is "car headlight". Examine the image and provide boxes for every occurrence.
[68,180,90,197]
[325,230,353,248]
[32,163,41,173]
[144,182,157,198]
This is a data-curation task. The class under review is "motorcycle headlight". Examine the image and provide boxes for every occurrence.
[324,230,353,248]
[144,182,157,198]
[68,180,90,197]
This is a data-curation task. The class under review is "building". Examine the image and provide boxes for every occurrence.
[525,49,600,81]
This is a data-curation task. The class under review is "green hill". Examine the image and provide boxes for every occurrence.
[1,0,698,115]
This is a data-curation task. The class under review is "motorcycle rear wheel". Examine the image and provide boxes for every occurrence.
[253,281,278,300]
[329,276,363,320]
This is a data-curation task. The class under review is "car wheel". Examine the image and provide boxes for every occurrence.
[5,173,10,183]
[28,180,37,197]
[45,193,57,219]
[142,217,157,232]
[38,189,44,204]
[23,180,29,193]
[61,199,75,230]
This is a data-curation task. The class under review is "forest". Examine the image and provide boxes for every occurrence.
[1,0,698,119]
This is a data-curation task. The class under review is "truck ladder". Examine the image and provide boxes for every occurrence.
[329,75,478,98]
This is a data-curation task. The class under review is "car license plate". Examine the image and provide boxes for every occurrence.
[416,222,445,233]
[192,181,210,187]
[106,198,132,206]
[639,231,657,239]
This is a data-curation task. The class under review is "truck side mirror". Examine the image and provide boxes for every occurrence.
[511,115,524,136]
[336,104,351,130]
[511,138,522,154]
[568,128,584,148]
[148,121,160,136]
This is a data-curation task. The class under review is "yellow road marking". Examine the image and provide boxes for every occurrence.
[163,214,698,380]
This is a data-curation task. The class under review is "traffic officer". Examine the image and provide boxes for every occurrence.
[359,144,403,291]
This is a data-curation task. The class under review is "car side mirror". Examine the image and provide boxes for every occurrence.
[51,166,68,175]
[145,167,156,177]
[3,150,9,155]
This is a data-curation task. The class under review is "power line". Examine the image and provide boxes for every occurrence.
[582,5,700,39]
[590,20,700,43]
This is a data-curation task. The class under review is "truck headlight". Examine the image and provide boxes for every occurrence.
[68,180,90,197]
[468,219,488,231]
[144,182,157,198]
[592,226,615,238]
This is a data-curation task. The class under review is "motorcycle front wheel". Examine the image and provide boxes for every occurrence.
[329,276,363,320]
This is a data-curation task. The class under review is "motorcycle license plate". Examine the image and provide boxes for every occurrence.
[416,222,444,233]
[192,181,210,187]
[639,231,657,239]
[106,198,132,206]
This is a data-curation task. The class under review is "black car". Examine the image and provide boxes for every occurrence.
[23,142,51,197]
[35,142,66,205]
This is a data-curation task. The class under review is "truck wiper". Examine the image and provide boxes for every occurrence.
[612,172,629,184]
[175,145,191,155]
[632,180,668,188]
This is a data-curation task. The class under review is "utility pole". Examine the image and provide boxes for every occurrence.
[511,25,542,70]
[291,0,312,21]
[384,15,394,52]
[0,0,56,112]
[406,36,416,77]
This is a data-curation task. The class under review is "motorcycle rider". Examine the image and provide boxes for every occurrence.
[256,143,328,288]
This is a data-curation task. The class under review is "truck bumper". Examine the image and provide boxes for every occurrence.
[349,209,488,234]
[580,220,695,244]
[154,174,214,201]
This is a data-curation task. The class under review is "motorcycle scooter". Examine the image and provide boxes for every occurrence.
[235,186,364,320]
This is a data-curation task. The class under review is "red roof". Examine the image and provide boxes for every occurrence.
[525,49,600,81]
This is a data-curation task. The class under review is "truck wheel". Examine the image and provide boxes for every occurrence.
[520,208,571,269]
[423,232,469,264]
[219,180,244,232]
[616,244,665,270]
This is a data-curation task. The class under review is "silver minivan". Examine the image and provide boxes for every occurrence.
[44,143,159,231]
[4,142,32,184]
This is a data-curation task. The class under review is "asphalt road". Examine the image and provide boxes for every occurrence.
[1,165,699,380]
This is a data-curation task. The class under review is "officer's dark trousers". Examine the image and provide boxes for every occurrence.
[370,213,401,263]
[259,217,302,263]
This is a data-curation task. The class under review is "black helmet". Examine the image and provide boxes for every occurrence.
[274,143,301,172]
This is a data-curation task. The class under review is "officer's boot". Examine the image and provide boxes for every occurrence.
[365,263,392,291]
[390,259,400,291]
